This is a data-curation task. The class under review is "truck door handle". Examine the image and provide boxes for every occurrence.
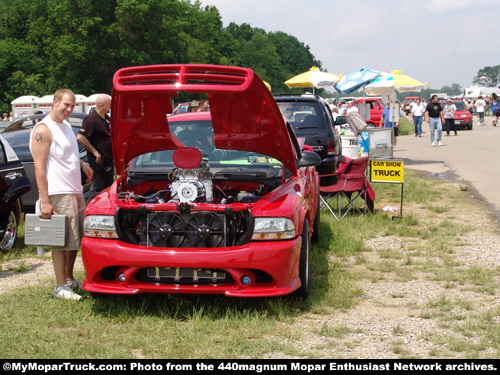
[6,172,23,180]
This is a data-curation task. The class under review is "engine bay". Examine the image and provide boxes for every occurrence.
[114,147,282,248]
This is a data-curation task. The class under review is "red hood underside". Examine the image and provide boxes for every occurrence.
[111,64,297,174]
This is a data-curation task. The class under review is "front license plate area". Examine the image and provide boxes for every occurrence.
[145,267,230,284]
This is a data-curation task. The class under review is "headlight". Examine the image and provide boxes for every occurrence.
[84,215,119,238]
[251,218,296,240]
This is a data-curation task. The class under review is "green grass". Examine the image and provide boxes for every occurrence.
[0,170,499,359]
[398,115,414,135]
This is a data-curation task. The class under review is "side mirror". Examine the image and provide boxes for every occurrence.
[297,151,321,168]
[334,116,347,125]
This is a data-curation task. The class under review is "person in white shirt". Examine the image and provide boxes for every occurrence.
[345,101,359,114]
[475,96,486,126]
[410,98,425,137]
[443,98,457,136]
[30,89,93,301]
[338,102,347,116]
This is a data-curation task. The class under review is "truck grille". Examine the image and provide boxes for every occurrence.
[118,208,254,248]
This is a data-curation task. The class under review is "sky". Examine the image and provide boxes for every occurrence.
[201,0,499,92]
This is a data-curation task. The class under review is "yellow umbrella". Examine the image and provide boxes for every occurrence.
[263,81,272,91]
[285,66,340,93]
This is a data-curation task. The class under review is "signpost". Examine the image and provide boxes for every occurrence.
[370,158,404,219]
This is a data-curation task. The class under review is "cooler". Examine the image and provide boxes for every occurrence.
[367,127,393,158]
[341,135,359,159]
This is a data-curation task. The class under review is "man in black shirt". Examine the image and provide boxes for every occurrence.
[425,95,444,147]
[77,94,114,200]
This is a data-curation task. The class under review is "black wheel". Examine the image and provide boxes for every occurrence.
[311,194,320,244]
[295,220,310,299]
[0,209,18,251]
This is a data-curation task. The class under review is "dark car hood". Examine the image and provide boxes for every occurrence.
[111,64,297,174]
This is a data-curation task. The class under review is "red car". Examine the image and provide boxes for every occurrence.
[352,97,385,127]
[440,99,473,130]
[81,64,321,298]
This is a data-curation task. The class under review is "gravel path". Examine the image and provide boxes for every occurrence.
[264,182,500,359]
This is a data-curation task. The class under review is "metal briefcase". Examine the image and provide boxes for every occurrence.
[24,214,67,247]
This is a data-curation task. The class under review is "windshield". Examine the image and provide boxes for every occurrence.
[128,119,283,174]
[276,102,325,132]
[453,102,466,111]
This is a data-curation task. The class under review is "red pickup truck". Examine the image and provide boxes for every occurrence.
[352,97,385,127]
[403,96,419,115]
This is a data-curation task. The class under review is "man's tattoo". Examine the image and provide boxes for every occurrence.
[35,131,43,142]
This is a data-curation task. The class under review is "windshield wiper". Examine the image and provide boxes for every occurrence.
[296,126,318,130]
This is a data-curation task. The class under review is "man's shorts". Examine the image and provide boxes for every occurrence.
[394,127,399,137]
[49,194,85,252]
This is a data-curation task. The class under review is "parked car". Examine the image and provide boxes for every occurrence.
[274,93,342,182]
[171,102,190,115]
[352,97,385,127]
[0,134,31,250]
[440,99,473,130]
[1,113,90,213]
[81,64,321,299]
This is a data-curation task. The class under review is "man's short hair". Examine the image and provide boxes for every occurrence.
[54,88,76,103]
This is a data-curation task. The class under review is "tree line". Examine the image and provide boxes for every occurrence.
[0,0,321,113]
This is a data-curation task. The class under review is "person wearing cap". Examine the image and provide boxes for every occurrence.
[443,98,457,136]
[189,100,200,112]
[345,101,358,114]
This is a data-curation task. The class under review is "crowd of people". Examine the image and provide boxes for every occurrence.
[408,94,500,147]
[330,93,500,149]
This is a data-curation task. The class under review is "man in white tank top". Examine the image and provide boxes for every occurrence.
[30,89,93,300]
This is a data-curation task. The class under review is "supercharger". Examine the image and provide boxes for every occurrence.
[169,162,213,203]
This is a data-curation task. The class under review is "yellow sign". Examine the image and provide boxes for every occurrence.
[370,159,404,183]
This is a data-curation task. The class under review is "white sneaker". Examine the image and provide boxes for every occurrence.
[53,285,82,301]
[438,142,442,146]
[431,142,435,147]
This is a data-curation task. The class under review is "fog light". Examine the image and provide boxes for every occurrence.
[241,275,252,285]
[118,273,126,282]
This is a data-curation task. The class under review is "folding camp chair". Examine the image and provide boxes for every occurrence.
[319,157,375,219]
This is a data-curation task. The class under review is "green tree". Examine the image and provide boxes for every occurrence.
[472,65,500,87]
[0,0,325,113]
[439,83,462,96]
[268,31,322,92]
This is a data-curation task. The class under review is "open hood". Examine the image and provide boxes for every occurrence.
[111,64,297,174]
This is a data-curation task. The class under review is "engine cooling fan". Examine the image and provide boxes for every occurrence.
[148,213,186,247]
[186,213,224,248]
